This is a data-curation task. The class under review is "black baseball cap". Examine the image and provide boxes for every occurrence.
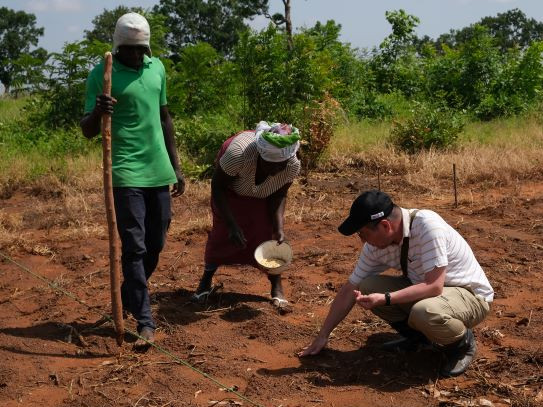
[338,190,394,236]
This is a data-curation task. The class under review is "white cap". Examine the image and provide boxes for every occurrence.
[112,13,151,55]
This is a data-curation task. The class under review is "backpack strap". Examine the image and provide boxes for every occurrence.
[400,210,419,278]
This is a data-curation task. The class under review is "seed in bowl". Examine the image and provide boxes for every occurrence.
[260,258,286,268]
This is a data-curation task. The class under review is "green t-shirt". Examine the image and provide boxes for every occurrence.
[84,55,176,187]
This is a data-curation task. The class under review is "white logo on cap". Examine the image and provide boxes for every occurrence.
[370,211,384,220]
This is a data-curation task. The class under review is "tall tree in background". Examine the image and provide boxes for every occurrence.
[0,7,45,94]
[436,8,543,51]
[371,9,422,95]
[154,0,269,57]
[11,47,48,93]
[265,0,293,50]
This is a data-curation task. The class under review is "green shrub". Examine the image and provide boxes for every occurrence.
[175,113,242,177]
[168,43,242,117]
[348,91,392,119]
[390,103,465,153]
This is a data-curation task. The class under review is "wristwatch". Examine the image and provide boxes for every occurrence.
[384,292,391,306]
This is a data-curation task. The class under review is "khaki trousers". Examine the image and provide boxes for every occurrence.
[360,275,491,346]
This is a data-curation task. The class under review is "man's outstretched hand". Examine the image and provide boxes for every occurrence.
[354,290,384,310]
[297,335,328,357]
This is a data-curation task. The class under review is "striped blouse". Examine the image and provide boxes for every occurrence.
[219,131,301,198]
[349,207,494,302]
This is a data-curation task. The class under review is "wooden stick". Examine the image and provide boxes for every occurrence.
[101,51,124,346]
[453,163,458,208]
[377,166,381,191]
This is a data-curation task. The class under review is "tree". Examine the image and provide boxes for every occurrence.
[154,0,269,56]
[168,42,239,116]
[265,0,293,51]
[371,9,422,95]
[11,48,48,93]
[0,7,44,94]
[235,26,331,126]
[302,20,376,115]
[436,8,543,51]
[26,40,109,129]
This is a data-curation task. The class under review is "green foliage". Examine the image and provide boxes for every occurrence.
[371,9,422,96]
[422,27,543,119]
[146,11,169,57]
[1,117,95,158]
[10,48,48,92]
[168,43,241,116]
[0,96,27,122]
[26,40,108,129]
[154,0,269,56]
[348,92,389,119]
[303,20,378,113]
[0,7,44,93]
[390,103,465,153]
[436,8,543,52]
[175,113,242,177]
[235,25,330,126]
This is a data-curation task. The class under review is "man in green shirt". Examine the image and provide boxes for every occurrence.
[80,12,185,348]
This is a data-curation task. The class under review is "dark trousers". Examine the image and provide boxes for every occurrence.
[113,186,171,332]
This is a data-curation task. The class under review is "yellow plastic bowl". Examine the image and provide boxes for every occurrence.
[254,240,293,275]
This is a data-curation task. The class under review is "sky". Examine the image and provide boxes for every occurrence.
[2,0,543,54]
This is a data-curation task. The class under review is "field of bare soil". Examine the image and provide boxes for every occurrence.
[1,170,542,407]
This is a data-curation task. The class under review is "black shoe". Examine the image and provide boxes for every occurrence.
[382,321,430,352]
[134,327,155,350]
[382,336,428,352]
[439,329,477,377]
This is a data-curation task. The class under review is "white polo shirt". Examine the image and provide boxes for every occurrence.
[349,207,494,302]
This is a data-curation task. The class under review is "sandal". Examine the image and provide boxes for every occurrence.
[190,283,223,304]
[271,297,292,315]
[271,297,289,307]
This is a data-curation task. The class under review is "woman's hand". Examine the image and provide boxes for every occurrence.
[272,229,285,244]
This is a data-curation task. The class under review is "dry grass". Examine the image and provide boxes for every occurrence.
[169,180,212,238]
[1,113,543,243]
[0,210,25,251]
[325,113,543,193]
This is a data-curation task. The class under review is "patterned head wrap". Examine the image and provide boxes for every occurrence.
[112,13,152,56]
[255,121,301,162]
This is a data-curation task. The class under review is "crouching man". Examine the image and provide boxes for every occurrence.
[299,190,493,377]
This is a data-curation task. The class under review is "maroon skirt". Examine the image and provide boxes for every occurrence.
[204,132,273,267]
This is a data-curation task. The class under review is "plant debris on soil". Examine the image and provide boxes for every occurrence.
[1,171,542,407]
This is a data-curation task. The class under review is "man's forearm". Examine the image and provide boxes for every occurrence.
[388,266,446,305]
[318,282,357,338]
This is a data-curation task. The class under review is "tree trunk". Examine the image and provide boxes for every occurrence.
[282,0,293,51]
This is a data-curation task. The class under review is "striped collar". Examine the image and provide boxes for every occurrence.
[401,207,421,239]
